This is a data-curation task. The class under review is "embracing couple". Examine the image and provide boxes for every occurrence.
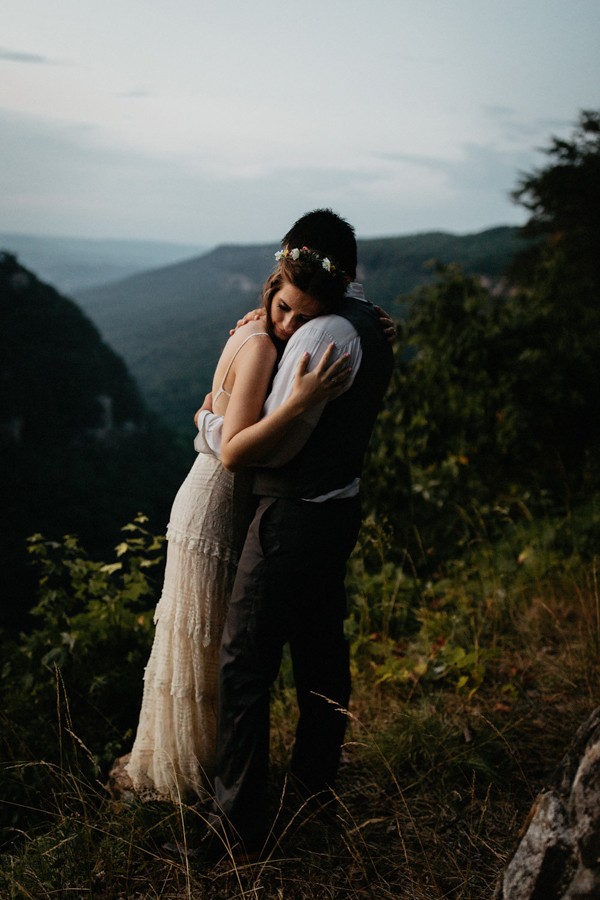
[119,209,394,860]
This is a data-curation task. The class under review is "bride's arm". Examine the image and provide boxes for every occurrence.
[194,332,275,458]
[221,344,350,472]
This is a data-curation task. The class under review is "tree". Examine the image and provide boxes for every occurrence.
[511,109,600,285]
[506,110,600,484]
[361,111,600,570]
[362,265,508,567]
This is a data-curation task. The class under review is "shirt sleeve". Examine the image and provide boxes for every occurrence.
[194,409,224,457]
[258,314,362,467]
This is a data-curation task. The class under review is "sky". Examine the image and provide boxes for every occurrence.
[1,0,598,247]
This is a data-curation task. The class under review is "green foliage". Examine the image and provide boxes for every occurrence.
[0,515,162,826]
[347,517,420,639]
[361,112,600,573]
[0,495,598,898]
[346,515,491,696]
[347,496,599,704]
[3,502,594,897]
[22,516,161,684]
[505,110,600,473]
[362,265,507,567]
[511,109,600,280]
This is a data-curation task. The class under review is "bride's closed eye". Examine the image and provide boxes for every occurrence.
[277,302,313,324]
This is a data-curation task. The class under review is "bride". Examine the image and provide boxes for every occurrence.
[116,246,352,800]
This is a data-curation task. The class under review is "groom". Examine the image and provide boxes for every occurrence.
[196,209,394,857]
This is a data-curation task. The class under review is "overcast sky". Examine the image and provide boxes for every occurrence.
[1,0,598,246]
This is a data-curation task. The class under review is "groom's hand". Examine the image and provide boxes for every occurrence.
[374,305,397,343]
[229,308,265,335]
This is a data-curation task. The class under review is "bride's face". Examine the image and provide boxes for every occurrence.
[270,280,322,341]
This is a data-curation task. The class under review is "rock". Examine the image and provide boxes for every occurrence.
[105,752,174,804]
[494,706,600,899]
[571,737,600,870]
[106,753,137,801]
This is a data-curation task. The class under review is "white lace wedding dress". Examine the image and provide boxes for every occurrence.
[125,332,267,800]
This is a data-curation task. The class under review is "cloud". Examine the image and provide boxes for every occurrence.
[363,141,536,233]
[0,108,163,222]
[379,129,548,195]
[0,108,140,171]
[0,105,528,245]
[481,107,579,149]
[114,89,155,99]
[0,46,56,65]
[484,105,519,118]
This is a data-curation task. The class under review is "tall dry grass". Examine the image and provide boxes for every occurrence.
[1,518,598,898]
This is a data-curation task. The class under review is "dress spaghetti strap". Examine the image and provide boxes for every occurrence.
[213,331,270,405]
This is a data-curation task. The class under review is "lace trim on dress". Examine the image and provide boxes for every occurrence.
[153,543,235,646]
[126,540,236,799]
[166,522,239,562]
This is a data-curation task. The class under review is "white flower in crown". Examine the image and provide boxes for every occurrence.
[273,246,339,276]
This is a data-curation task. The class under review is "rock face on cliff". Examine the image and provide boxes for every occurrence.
[494,706,600,899]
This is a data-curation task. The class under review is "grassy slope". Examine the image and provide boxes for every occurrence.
[1,509,597,898]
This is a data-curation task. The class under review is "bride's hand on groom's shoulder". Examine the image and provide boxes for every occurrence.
[229,308,265,335]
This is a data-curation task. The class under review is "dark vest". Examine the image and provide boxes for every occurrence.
[253,297,394,499]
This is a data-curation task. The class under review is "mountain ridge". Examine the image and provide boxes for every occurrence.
[72,225,524,433]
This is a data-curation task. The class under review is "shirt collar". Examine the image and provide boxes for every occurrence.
[345,281,366,302]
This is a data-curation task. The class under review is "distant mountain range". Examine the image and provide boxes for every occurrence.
[0,233,206,293]
[0,226,526,435]
[71,226,525,434]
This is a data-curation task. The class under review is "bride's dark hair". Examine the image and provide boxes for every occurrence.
[281,209,357,281]
[262,253,345,338]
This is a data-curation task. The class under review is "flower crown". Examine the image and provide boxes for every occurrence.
[274,246,340,275]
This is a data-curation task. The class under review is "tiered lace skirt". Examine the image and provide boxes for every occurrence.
[126,452,252,799]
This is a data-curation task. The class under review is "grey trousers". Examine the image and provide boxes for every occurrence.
[213,494,362,849]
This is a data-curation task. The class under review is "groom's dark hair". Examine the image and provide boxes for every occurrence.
[281,209,357,281]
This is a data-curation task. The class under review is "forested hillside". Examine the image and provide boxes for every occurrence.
[0,253,190,629]
[75,227,521,433]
